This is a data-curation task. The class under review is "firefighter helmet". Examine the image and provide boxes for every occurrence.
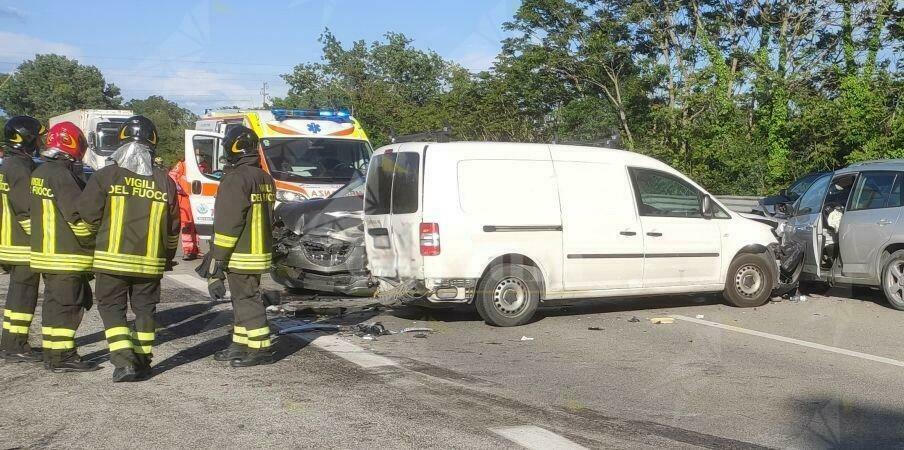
[44,121,87,161]
[3,115,45,154]
[223,125,259,164]
[118,115,158,150]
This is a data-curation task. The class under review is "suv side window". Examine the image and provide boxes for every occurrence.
[850,171,899,211]
[795,174,831,215]
[629,168,703,218]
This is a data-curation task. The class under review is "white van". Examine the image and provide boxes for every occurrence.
[363,142,779,326]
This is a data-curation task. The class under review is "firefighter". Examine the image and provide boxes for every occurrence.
[167,160,201,260]
[78,115,179,382]
[30,122,98,372]
[205,126,275,367]
[0,116,45,363]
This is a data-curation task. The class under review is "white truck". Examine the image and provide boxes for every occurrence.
[48,109,134,169]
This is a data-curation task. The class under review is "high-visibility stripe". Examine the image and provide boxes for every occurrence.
[94,251,165,267]
[233,334,249,345]
[213,233,238,248]
[31,253,94,264]
[1,194,11,246]
[19,218,31,235]
[234,326,247,334]
[251,203,262,254]
[68,221,93,237]
[108,340,133,352]
[42,199,55,255]
[246,326,271,338]
[5,324,29,334]
[134,344,152,354]
[107,196,125,253]
[41,326,76,338]
[133,331,155,341]
[229,253,272,261]
[4,310,34,321]
[146,201,165,259]
[247,339,271,349]
[42,340,75,350]
[105,326,131,338]
[93,260,165,276]
[166,235,179,249]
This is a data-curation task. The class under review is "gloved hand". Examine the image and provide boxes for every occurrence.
[207,277,227,300]
[78,276,94,311]
[206,259,226,280]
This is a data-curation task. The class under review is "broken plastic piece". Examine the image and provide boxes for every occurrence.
[399,327,434,334]
[628,316,641,323]
[695,314,705,319]
[362,335,375,340]
[651,317,674,324]
[790,294,808,303]
[277,323,341,335]
[520,336,534,341]
[355,322,391,336]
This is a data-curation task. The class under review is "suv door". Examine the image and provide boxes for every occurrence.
[838,171,902,279]
[786,174,831,278]
[628,168,721,288]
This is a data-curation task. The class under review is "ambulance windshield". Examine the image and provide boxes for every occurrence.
[261,138,371,183]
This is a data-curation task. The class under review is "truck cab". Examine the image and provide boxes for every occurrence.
[48,109,134,170]
[184,108,372,240]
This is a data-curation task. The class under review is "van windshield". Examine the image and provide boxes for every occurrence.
[262,137,371,184]
[95,122,124,155]
[364,152,420,215]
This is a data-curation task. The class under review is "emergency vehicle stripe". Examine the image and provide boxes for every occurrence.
[1,194,11,246]
[213,233,238,248]
[107,196,125,254]
[146,201,165,259]
[251,203,262,254]
[41,199,54,255]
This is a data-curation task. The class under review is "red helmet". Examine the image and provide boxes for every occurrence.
[44,122,87,161]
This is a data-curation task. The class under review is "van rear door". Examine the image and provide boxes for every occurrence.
[363,149,423,279]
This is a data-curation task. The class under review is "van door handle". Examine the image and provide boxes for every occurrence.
[646,232,662,237]
[368,227,389,236]
[619,231,637,236]
[878,219,893,226]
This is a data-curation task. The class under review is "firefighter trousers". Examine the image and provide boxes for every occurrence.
[227,273,271,354]
[1,265,40,354]
[95,273,160,369]
[41,273,88,363]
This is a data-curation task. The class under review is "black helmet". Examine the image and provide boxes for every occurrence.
[3,115,45,154]
[118,115,158,149]
[223,125,259,164]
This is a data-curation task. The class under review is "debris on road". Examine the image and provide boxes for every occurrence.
[361,335,375,341]
[628,316,641,323]
[354,322,391,336]
[399,327,434,334]
[651,317,675,324]
[695,314,705,319]
[520,336,534,341]
[790,294,808,303]
[587,326,604,331]
[414,333,428,339]
[277,323,342,335]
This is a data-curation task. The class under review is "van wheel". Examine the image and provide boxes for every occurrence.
[722,253,774,307]
[475,264,540,327]
[881,250,904,311]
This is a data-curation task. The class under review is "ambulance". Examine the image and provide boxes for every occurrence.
[184,108,372,240]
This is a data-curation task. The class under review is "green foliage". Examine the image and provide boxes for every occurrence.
[0,54,121,120]
[125,96,198,166]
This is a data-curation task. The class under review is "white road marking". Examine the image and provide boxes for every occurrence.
[290,333,397,368]
[672,314,904,368]
[490,426,587,450]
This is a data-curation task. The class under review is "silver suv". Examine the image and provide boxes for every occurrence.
[783,161,904,308]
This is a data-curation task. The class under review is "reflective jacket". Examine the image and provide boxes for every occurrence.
[78,164,179,278]
[211,159,275,274]
[29,159,94,273]
[0,153,36,265]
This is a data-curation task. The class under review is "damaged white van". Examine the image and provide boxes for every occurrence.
[363,143,779,326]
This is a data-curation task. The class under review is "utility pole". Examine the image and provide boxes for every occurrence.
[260,82,270,108]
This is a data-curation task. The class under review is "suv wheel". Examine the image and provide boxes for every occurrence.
[881,250,904,310]
[475,264,540,327]
[723,253,774,307]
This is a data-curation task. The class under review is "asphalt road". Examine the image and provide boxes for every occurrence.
[2,258,904,449]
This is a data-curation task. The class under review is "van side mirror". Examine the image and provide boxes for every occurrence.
[191,180,202,195]
[702,195,714,219]
[87,132,96,148]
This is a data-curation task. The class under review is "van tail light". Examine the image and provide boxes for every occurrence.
[420,222,440,256]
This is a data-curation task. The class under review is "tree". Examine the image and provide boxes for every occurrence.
[0,54,121,120]
[125,96,198,166]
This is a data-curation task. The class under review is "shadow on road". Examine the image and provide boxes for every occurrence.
[789,396,904,448]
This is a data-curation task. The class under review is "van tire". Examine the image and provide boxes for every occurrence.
[723,253,774,307]
[475,264,540,327]
[880,250,904,311]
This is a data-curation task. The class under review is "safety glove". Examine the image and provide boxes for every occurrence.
[207,277,227,300]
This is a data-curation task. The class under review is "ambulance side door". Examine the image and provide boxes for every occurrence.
[184,130,224,240]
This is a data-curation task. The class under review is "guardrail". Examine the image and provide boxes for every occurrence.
[716,195,760,213]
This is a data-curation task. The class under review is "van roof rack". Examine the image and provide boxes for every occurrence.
[391,127,452,144]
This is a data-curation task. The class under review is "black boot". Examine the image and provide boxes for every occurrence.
[135,356,153,380]
[49,357,100,373]
[112,365,139,382]
[214,345,246,362]
[3,348,43,363]
[230,351,274,368]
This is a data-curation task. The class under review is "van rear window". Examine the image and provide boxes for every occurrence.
[364,152,420,215]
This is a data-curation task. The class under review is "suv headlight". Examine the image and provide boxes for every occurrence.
[276,189,306,203]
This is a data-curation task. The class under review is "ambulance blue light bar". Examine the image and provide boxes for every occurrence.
[272,108,351,121]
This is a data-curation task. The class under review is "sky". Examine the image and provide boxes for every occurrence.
[0,0,520,113]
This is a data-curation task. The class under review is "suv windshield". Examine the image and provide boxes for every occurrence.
[786,173,824,201]
[262,138,371,184]
[95,122,124,155]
